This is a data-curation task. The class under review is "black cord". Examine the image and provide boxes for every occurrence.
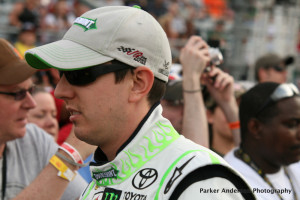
[2,146,6,199]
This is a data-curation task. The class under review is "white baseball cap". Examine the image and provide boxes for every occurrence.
[25,6,172,82]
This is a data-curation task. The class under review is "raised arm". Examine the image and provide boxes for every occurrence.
[202,67,240,146]
[179,36,210,147]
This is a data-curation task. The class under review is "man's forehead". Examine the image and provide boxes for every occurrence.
[0,79,33,90]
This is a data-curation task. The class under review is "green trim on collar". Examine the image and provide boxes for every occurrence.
[94,121,180,186]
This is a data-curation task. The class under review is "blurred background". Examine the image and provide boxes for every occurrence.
[0,0,299,85]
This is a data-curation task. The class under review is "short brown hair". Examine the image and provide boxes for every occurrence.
[114,67,166,106]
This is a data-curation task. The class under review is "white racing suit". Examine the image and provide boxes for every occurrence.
[80,104,256,200]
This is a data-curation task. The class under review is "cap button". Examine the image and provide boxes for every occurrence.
[133,5,141,9]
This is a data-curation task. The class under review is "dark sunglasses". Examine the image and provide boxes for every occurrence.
[272,65,286,72]
[59,61,133,86]
[0,86,35,101]
[255,83,299,117]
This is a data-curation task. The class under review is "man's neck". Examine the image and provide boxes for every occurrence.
[242,145,281,174]
[212,132,235,156]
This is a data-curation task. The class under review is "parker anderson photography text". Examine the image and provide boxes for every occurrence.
[200,188,293,195]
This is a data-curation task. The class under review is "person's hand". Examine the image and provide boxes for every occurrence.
[180,36,210,81]
[202,67,235,107]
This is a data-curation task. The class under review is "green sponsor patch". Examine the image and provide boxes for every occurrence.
[74,17,97,31]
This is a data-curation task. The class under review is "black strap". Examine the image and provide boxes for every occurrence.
[2,146,6,199]
[169,165,256,200]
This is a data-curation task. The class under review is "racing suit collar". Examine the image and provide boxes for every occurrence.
[93,102,160,164]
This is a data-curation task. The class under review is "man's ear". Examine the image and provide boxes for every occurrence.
[247,118,263,139]
[128,66,154,103]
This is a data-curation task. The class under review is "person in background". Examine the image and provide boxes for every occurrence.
[14,22,37,56]
[25,6,255,199]
[27,86,59,140]
[205,82,246,156]
[44,0,75,32]
[9,0,40,29]
[162,35,241,148]
[225,82,300,199]
[254,53,294,84]
[0,38,94,199]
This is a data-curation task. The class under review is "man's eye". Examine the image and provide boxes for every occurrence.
[284,119,300,128]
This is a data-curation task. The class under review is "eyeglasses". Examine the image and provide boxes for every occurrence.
[0,86,35,101]
[255,83,299,117]
[59,61,132,86]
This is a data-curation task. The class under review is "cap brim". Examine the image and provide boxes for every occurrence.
[0,60,37,85]
[25,39,114,70]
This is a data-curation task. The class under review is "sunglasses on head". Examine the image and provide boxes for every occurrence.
[255,83,299,117]
[0,86,35,101]
[59,61,133,86]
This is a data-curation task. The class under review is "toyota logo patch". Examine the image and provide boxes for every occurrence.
[132,168,158,190]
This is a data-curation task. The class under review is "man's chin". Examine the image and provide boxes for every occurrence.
[8,128,26,141]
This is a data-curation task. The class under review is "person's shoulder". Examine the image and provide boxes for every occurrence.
[25,123,58,145]
[224,148,236,162]
[170,164,256,200]
[224,148,246,169]
[287,161,300,176]
[173,135,223,162]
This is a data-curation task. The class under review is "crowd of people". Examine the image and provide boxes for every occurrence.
[4,0,236,62]
[0,1,299,200]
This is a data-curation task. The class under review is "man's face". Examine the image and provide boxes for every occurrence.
[210,107,233,141]
[0,79,36,142]
[260,67,287,84]
[259,97,300,166]
[161,99,183,133]
[54,72,131,148]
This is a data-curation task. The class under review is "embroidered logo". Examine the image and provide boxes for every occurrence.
[164,156,195,194]
[92,168,119,181]
[117,46,147,65]
[158,60,170,77]
[74,17,97,31]
[132,168,158,190]
[101,188,122,200]
[163,60,169,70]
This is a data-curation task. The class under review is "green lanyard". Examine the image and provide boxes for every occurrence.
[235,148,298,200]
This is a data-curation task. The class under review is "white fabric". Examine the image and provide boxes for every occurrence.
[265,168,293,200]
[225,148,300,200]
[178,177,245,200]
[80,105,252,200]
[25,6,172,82]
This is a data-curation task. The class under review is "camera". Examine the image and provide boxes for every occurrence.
[209,47,223,66]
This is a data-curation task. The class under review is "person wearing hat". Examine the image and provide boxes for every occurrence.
[254,53,294,84]
[14,22,37,56]
[25,6,255,199]
[0,38,95,199]
[225,82,300,199]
